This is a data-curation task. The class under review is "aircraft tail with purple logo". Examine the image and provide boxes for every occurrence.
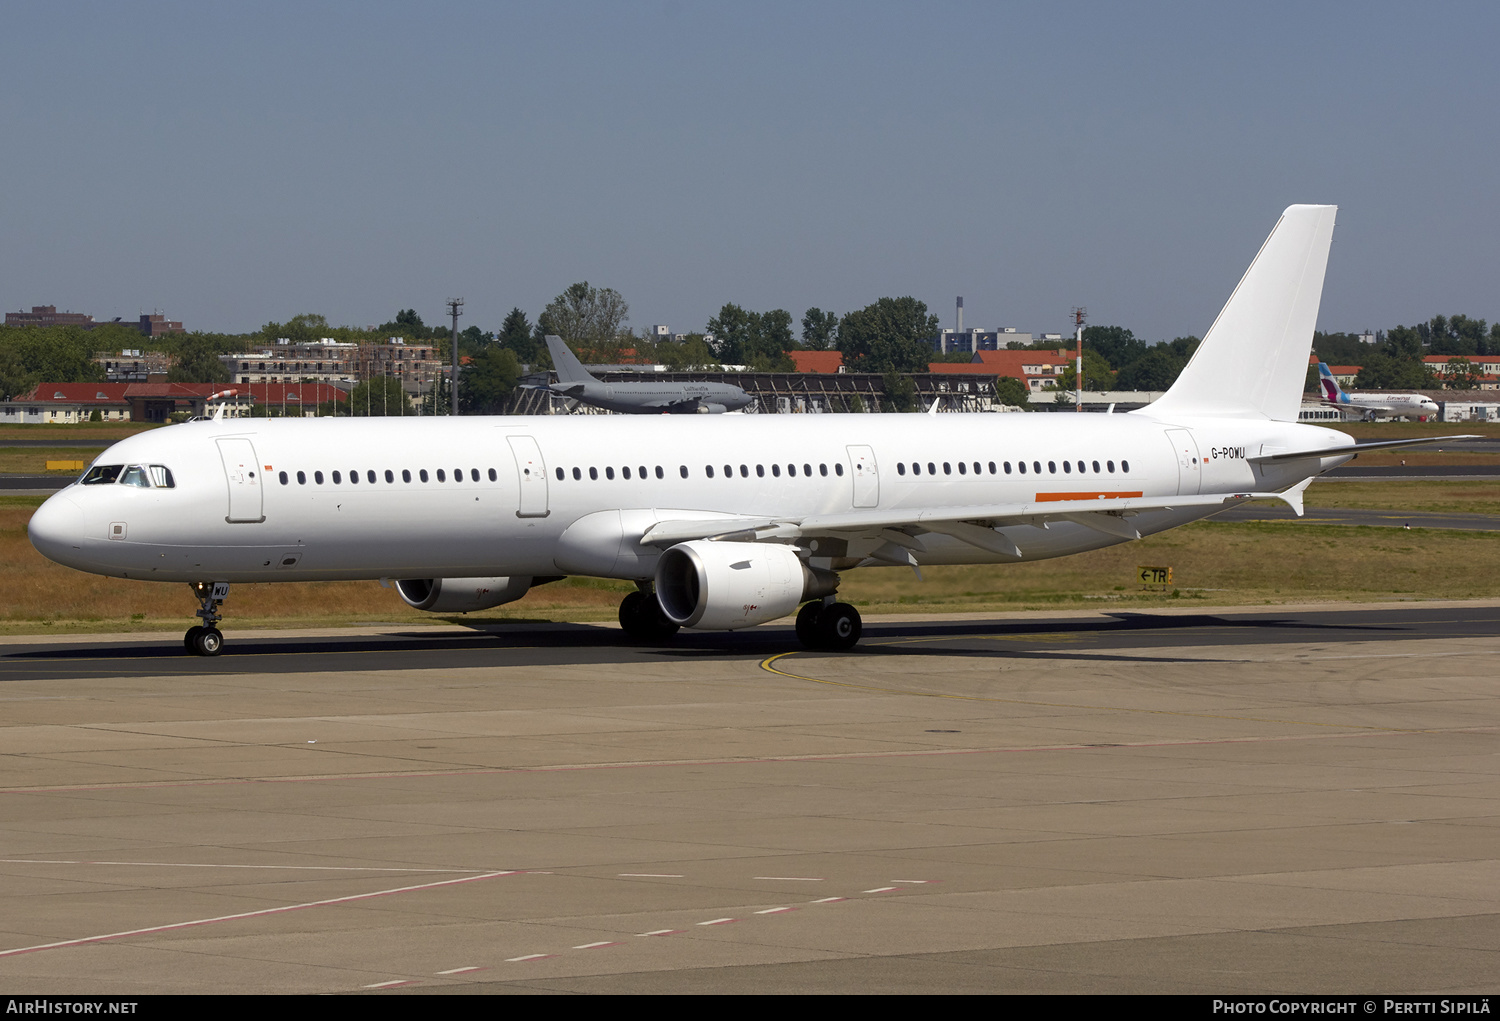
[1318,362,1350,404]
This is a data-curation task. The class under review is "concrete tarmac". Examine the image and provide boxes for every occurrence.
[0,603,1497,994]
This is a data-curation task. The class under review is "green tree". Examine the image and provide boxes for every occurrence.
[1053,349,1118,393]
[349,375,412,416]
[1082,325,1145,369]
[460,347,521,413]
[706,303,753,365]
[1115,346,1184,390]
[836,297,939,375]
[497,307,539,363]
[994,375,1032,410]
[0,325,104,399]
[881,371,918,412]
[1354,352,1435,390]
[1440,357,1480,389]
[167,335,231,383]
[801,308,839,350]
[542,282,630,359]
[655,334,721,370]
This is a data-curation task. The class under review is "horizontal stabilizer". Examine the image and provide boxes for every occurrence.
[1249,435,1479,463]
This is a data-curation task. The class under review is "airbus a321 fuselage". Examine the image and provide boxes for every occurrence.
[29,205,1468,656]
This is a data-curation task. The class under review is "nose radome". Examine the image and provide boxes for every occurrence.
[28,494,85,566]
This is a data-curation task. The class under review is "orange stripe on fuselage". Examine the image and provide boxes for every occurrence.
[1034,491,1144,502]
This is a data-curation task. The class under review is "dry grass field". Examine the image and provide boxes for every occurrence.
[3,478,1497,634]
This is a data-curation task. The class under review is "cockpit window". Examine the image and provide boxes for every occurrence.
[81,465,124,485]
[120,466,152,488]
[149,465,175,488]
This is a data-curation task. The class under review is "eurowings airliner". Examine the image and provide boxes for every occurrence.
[28,205,1469,656]
[1317,362,1439,420]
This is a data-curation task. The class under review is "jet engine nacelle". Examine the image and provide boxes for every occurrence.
[696,402,727,414]
[654,541,838,630]
[395,576,532,613]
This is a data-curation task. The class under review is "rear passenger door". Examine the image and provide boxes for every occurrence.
[846,444,879,508]
[507,435,550,518]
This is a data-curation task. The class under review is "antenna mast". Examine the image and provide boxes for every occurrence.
[447,298,464,416]
[1071,307,1087,413]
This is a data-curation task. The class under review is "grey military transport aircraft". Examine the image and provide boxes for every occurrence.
[540,335,754,414]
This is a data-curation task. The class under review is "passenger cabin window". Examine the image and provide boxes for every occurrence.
[333,471,342,484]
[278,471,289,485]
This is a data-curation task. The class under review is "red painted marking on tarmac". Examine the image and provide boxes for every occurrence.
[0,870,519,959]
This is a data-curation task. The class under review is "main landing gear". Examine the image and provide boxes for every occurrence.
[618,587,680,643]
[795,598,862,651]
[184,581,229,656]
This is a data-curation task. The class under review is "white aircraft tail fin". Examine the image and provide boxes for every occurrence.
[1144,204,1337,423]
[546,334,598,385]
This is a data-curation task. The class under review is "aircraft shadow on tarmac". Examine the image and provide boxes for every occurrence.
[0,611,1416,678]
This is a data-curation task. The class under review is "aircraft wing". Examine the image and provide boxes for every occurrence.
[638,490,1300,557]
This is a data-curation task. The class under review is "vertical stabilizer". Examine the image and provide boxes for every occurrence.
[546,334,598,385]
[1318,362,1348,404]
[1144,205,1337,422]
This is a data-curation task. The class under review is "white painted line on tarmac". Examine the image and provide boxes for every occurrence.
[0,870,518,959]
[864,887,899,893]
[755,907,797,915]
[811,897,846,903]
[638,929,682,936]
[364,980,412,989]
[619,873,684,878]
[891,879,933,884]
[573,941,621,949]
[0,858,489,873]
[697,917,737,926]
[506,954,555,963]
[437,967,484,975]
[754,876,823,881]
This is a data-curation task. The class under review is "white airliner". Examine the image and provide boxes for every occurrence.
[28,205,1470,656]
[1317,362,1439,420]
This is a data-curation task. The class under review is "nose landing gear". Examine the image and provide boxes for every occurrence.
[185,581,229,656]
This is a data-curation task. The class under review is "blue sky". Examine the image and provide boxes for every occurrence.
[3,1,1496,343]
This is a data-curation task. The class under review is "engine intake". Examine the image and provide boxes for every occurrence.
[395,576,532,613]
[655,541,837,630]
